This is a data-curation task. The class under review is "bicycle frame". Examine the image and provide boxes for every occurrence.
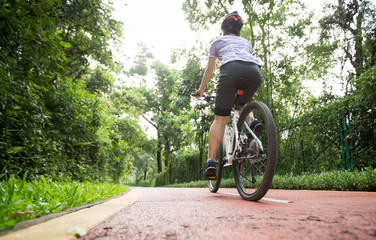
[223,109,263,166]
[191,92,264,166]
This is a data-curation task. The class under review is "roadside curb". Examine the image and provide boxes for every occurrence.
[0,190,142,240]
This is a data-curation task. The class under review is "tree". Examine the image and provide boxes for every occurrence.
[174,52,213,180]
[116,59,185,181]
[276,0,376,173]
[147,61,183,176]
[319,0,376,86]
[320,0,376,75]
[0,0,123,181]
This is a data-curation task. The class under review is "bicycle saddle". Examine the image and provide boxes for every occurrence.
[234,76,251,90]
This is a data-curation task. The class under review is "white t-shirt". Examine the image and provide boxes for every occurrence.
[209,34,261,66]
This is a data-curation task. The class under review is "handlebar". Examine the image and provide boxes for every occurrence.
[191,93,216,102]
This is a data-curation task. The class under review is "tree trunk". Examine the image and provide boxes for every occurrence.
[164,136,169,168]
[199,147,203,180]
[354,7,364,77]
[169,163,173,184]
[157,141,162,173]
[143,167,147,180]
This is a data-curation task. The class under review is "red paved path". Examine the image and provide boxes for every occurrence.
[81,187,376,240]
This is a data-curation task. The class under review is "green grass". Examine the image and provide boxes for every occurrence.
[0,174,128,232]
[165,168,376,191]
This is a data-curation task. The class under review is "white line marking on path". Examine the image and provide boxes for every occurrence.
[262,198,294,203]
[221,192,293,203]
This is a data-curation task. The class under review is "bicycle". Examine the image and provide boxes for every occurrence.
[192,82,278,201]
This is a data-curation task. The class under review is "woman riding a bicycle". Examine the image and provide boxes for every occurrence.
[194,11,263,179]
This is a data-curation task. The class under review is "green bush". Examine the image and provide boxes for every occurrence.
[131,179,154,187]
[154,171,169,187]
[271,168,376,191]
[166,169,376,191]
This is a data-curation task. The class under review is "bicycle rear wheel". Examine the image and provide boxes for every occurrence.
[232,101,278,201]
[208,142,224,193]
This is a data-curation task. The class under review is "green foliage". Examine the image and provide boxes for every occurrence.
[0,0,129,182]
[154,171,170,187]
[172,148,202,183]
[122,58,200,179]
[109,85,158,184]
[0,174,128,232]
[319,0,376,77]
[271,168,376,191]
[85,68,115,94]
[166,169,376,192]
[127,43,154,77]
[278,95,348,173]
[132,179,155,187]
[182,0,228,31]
[278,62,376,174]
[351,66,376,106]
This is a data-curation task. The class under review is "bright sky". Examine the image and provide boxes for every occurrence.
[111,0,338,65]
[113,0,197,65]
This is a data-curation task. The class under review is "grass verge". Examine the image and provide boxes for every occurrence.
[165,168,376,191]
[0,174,128,232]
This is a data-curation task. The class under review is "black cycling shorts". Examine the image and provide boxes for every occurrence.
[214,60,262,116]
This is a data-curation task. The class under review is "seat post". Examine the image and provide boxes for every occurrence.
[235,89,244,110]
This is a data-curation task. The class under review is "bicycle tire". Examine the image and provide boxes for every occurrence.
[208,142,224,193]
[232,101,278,201]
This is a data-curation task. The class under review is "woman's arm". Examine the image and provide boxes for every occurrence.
[195,57,216,97]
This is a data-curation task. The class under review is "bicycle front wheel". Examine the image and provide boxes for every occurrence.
[208,142,224,193]
[232,101,278,201]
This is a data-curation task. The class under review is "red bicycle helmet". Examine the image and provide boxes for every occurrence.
[221,11,243,35]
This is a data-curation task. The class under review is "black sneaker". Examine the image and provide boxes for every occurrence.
[205,159,216,180]
[249,119,263,139]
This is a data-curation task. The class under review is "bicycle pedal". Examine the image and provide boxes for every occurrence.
[205,176,217,180]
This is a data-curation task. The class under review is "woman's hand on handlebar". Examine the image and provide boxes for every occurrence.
[191,92,216,103]
[193,89,204,98]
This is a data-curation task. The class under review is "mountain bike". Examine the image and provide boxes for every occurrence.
[192,86,278,201]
